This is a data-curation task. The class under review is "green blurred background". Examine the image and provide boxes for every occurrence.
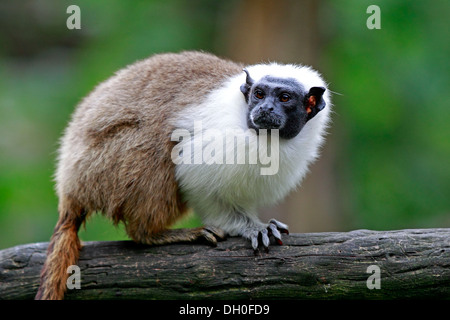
[0,0,449,249]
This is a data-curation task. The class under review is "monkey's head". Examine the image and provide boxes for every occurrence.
[240,69,326,139]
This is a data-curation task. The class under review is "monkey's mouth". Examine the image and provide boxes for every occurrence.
[250,112,284,130]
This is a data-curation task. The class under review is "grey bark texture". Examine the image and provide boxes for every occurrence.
[1,229,449,300]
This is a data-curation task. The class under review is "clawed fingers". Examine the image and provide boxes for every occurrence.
[200,226,227,247]
[250,229,270,252]
[204,226,227,241]
[250,219,289,253]
[268,223,282,244]
[269,219,289,235]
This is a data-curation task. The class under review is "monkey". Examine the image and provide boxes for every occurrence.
[35,51,331,300]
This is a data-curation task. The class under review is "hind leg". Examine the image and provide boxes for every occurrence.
[124,210,227,247]
[133,226,227,247]
[122,189,226,247]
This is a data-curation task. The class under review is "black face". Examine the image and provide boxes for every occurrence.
[240,69,326,139]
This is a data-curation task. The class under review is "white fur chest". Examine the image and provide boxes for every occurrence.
[171,64,330,231]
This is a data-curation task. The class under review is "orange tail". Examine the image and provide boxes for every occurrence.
[35,198,86,300]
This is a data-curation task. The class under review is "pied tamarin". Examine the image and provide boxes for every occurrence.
[35,51,331,299]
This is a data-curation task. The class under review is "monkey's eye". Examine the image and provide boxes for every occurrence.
[279,93,291,102]
[254,89,265,99]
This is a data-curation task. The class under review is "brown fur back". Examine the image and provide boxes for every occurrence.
[56,51,243,240]
[37,51,243,299]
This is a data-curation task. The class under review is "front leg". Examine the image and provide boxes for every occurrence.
[241,219,289,252]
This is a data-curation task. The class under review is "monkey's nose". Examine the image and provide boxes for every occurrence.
[260,105,274,114]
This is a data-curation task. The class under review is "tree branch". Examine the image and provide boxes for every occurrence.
[1,229,449,299]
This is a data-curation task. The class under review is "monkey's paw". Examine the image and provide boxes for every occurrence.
[246,219,289,252]
[198,226,227,247]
